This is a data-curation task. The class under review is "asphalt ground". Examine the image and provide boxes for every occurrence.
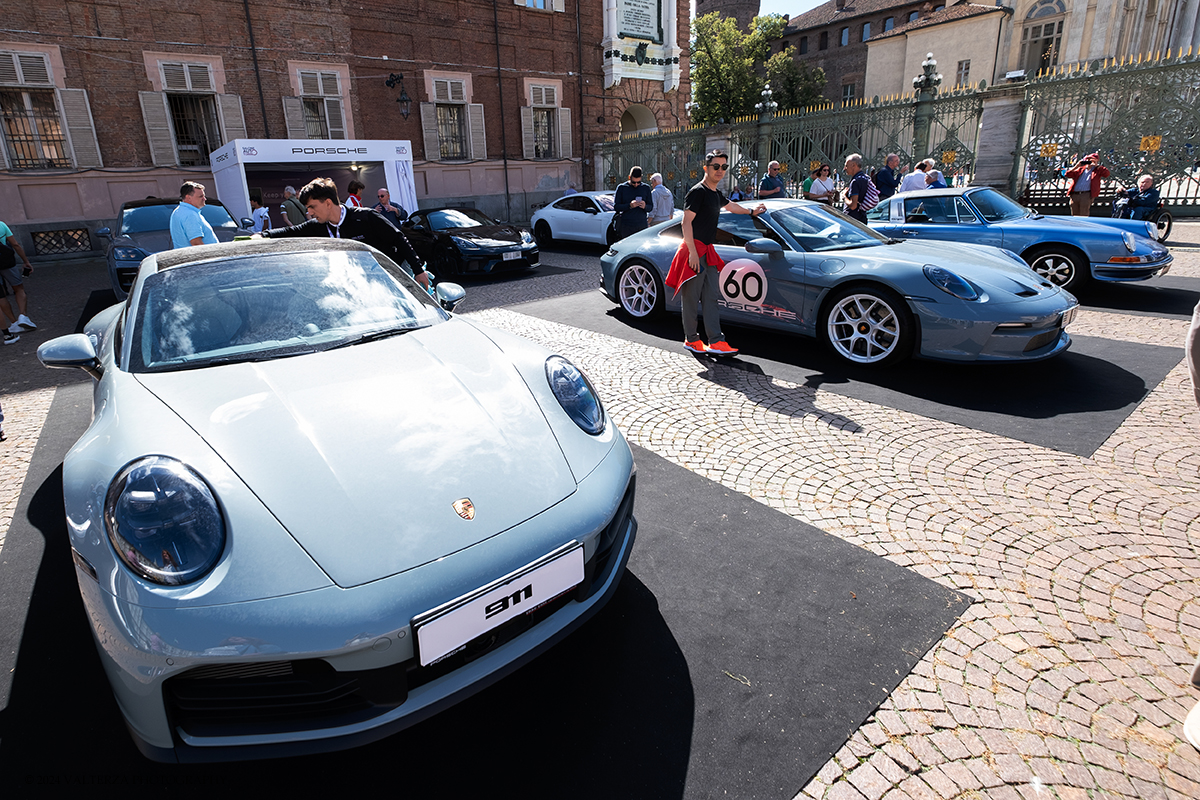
[1,229,1199,798]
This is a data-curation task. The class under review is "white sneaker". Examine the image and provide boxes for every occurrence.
[6,323,20,335]
[3,330,18,345]
[16,314,35,330]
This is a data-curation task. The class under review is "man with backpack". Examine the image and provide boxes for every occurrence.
[842,153,878,223]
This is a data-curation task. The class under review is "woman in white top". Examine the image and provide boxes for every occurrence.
[805,164,837,204]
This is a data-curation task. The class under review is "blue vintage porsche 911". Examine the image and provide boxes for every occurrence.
[866,186,1172,292]
[37,239,636,762]
[600,199,1079,367]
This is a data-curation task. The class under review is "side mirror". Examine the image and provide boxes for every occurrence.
[583,207,599,215]
[240,217,254,229]
[38,334,103,380]
[97,227,112,239]
[435,282,466,312]
[745,238,783,256]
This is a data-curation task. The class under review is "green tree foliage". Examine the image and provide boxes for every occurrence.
[690,13,826,126]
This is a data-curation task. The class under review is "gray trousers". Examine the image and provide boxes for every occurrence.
[680,265,725,344]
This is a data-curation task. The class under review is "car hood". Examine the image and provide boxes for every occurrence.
[879,239,1062,302]
[439,224,525,245]
[135,320,576,588]
[118,227,247,253]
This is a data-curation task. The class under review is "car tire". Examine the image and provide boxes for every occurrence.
[606,220,621,247]
[433,250,459,278]
[617,261,665,319]
[821,285,913,367]
[534,221,553,247]
[1154,209,1173,243]
[1025,246,1087,291]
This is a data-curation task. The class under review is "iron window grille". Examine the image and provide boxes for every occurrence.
[0,89,69,169]
[166,93,220,167]
[436,104,467,160]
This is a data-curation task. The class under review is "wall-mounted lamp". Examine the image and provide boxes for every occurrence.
[385,72,412,120]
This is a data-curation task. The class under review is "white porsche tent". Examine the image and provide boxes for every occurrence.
[209,139,418,224]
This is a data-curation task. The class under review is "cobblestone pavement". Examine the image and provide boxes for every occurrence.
[2,233,1200,797]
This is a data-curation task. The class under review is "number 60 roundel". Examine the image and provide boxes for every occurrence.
[720,259,768,308]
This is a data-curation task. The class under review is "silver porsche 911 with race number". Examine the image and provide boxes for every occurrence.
[38,239,636,762]
[600,199,1080,367]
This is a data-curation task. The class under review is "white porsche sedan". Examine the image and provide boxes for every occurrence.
[37,238,637,762]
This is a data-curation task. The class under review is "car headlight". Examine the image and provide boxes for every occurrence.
[545,355,605,435]
[104,456,226,586]
[450,236,480,251]
[112,246,150,261]
[1122,232,1136,252]
[923,265,979,301]
[1144,221,1157,240]
[521,230,534,244]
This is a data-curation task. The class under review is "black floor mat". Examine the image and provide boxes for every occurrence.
[0,385,967,798]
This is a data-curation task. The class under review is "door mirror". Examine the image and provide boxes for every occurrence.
[38,334,103,380]
[435,282,466,312]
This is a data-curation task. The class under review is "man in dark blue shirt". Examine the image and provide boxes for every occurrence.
[613,166,654,240]
[874,153,902,200]
[759,161,788,199]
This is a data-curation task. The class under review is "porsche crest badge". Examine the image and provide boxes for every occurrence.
[453,498,475,520]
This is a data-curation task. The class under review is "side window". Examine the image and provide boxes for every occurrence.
[713,213,788,248]
[659,223,683,239]
[904,197,954,223]
[953,197,979,223]
[552,197,575,211]
[865,200,889,221]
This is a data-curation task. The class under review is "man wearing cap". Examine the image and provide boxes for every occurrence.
[1064,152,1110,216]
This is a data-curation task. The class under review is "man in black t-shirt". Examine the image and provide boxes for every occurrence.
[664,150,765,356]
[262,178,431,290]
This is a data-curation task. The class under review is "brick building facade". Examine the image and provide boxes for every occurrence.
[0,0,687,257]
[775,0,934,105]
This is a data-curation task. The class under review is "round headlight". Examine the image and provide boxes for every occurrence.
[450,236,480,251]
[545,355,605,435]
[1144,221,1157,240]
[104,456,226,585]
[923,265,979,301]
[1122,231,1137,253]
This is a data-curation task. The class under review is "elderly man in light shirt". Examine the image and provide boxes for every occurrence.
[648,173,674,226]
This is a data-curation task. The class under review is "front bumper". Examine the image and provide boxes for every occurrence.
[1090,253,1172,282]
[912,295,1078,362]
[454,245,540,274]
[79,446,635,762]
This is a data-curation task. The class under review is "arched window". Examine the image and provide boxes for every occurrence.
[1020,0,1066,75]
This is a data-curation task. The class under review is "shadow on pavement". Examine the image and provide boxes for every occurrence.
[1074,276,1199,319]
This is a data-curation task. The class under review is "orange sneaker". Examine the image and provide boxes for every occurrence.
[708,340,738,356]
[684,338,708,354]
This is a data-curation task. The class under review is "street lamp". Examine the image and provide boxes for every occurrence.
[755,83,779,120]
[912,53,943,93]
[385,72,412,120]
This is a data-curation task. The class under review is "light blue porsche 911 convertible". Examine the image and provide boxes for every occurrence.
[600,199,1080,367]
[38,239,636,762]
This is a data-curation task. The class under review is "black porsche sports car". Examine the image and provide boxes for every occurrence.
[402,207,539,277]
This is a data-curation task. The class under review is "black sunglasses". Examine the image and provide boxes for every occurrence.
[707,163,730,171]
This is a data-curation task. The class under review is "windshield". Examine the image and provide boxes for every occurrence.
[129,250,447,373]
[120,203,237,234]
[965,188,1030,222]
[426,208,495,230]
[768,204,888,252]
[594,194,615,212]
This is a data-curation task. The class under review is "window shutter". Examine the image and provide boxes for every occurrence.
[319,72,339,96]
[282,96,308,139]
[57,88,102,168]
[300,71,321,96]
[17,53,51,84]
[521,106,535,159]
[531,86,544,106]
[162,63,189,91]
[553,0,564,11]
[138,90,179,166]
[557,106,572,159]
[420,102,440,160]
[543,86,556,106]
[217,93,247,142]
[187,64,213,92]
[0,54,18,85]
[449,80,466,103]
[324,97,346,139]
[433,79,451,102]
[467,103,486,159]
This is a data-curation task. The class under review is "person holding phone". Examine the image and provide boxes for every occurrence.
[1065,152,1110,216]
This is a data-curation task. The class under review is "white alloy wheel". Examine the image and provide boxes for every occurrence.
[824,289,911,366]
[617,262,663,318]
[1027,248,1084,290]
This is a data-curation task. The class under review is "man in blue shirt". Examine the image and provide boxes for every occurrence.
[759,161,787,199]
[170,181,219,248]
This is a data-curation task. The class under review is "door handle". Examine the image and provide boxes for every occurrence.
[900,229,919,235]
